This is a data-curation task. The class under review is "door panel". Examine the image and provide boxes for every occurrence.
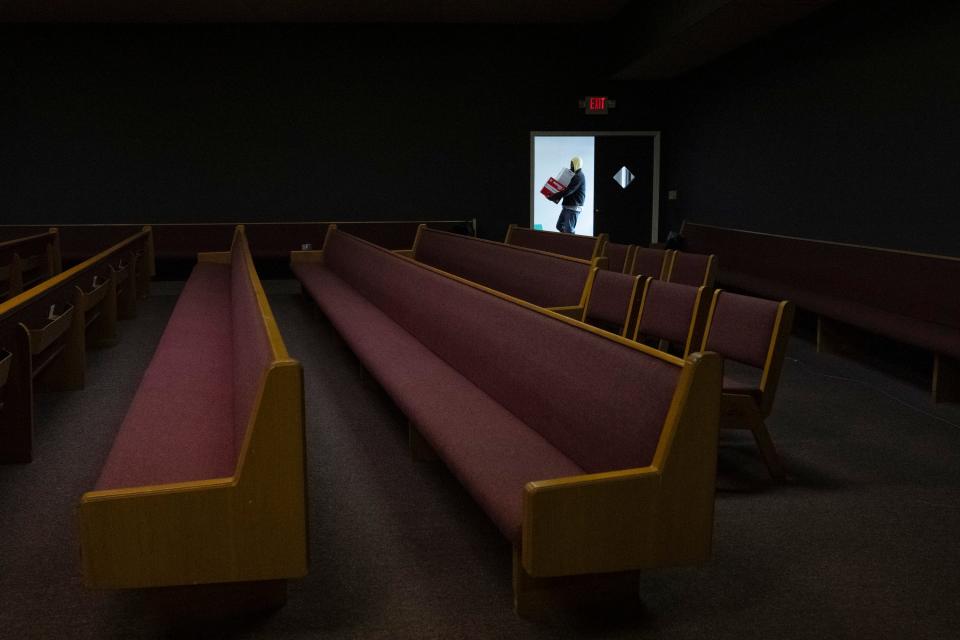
[594,136,655,246]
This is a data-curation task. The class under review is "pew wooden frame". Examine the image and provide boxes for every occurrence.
[504,224,608,262]
[293,228,722,615]
[701,290,795,479]
[0,227,154,463]
[0,228,62,300]
[78,226,308,592]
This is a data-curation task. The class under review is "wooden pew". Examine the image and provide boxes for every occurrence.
[601,241,636,274]
[630,247,674,280]
[504,224,607,262]
[665,250,717,287]
[79,226,308,602]
[633,280,710,358]
[293,228,722,616]
[0,228,62,300]
[0,227,154,463]
[405,225,601,317]
[700,290,795,479]
[682,221,960,403]
[582,270,644,337]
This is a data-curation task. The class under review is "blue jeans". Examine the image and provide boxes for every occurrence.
[556,207,579,234]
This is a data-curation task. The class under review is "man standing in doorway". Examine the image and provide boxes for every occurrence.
[551,156,586,233]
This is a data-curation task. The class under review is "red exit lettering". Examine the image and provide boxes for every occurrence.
[589,97,606,111]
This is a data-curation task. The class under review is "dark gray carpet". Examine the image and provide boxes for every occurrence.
[1,281,959,639]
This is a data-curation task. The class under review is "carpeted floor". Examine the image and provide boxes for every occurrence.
[1,281,958,639]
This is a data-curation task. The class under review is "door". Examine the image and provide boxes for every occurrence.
[593,135,655,246]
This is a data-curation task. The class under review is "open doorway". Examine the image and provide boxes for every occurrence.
[530,132,660,245]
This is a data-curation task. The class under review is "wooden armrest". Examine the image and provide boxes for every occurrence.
[546,305,585,321]
[522,467,662,577]
[198,251,232,264]
[522,351,722,579]
[392,249,415,258]
[290,250,325,264]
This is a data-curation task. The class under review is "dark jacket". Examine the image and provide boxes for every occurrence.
[550,169,586,208]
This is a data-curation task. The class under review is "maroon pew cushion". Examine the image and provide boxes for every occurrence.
[96,263,236,490]
[414,229,589,308]
[603,242,630,273]
[294,264,583,542]
[320,231,681,474]
[637,280,701,346]
[585,270,637,330]
[633,247,669,279]
[668,252,712,287]
[507,227,597,260]
[705,292,778,369]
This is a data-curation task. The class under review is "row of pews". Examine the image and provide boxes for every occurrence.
[408,225,794,478]
[0,227,154,463]
[681,221,960,403]
[505,223,718,287]
[292,226,723,615]
[4,221,795,620]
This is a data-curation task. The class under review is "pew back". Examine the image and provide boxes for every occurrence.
[583,270,643,337]
[666,251,717,287]
[325,228,683,474]
[504,224,607,261]
[602,241,635,273]
[412,226,596,309]
[634,280,708,357]
[631,247,673,279]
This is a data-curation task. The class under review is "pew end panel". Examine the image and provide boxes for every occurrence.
[520,351,722,579]
[78,341,308,590]
[79,226,308,590]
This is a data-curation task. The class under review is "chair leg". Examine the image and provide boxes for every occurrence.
[749,420,786,480]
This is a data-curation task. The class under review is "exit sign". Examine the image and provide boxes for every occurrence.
[579,96,616,115]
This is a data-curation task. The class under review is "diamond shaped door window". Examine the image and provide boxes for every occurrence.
[613,166,635,189]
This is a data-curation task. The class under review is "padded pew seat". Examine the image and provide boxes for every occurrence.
[295,264,584,542]
[96,262,234,490]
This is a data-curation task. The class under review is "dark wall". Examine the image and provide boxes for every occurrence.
[660,0,960,256]
[0,25,661,241]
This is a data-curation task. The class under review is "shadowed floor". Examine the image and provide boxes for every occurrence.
[1,281,958,639]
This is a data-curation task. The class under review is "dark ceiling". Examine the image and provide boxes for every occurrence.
[0,0,840,79]
[0,0,631,23]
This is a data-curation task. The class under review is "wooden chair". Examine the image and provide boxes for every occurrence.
[666,251,717,287]
[630,247,673,280]
[633,280,709,357]
[700,290,795,479]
